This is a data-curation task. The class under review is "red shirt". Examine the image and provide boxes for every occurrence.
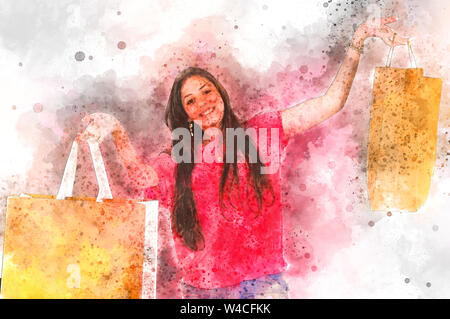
[145,111,288,289]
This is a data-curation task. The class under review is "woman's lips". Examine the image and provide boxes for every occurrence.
[201,106,215,117]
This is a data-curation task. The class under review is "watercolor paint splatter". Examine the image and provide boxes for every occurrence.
[117,41,127,50]
[33,103,43,113]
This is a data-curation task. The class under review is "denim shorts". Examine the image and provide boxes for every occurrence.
[181,273,289,299]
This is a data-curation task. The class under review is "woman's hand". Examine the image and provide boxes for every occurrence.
[353,16,408,48]
[77,112,122,144]
[77,112,159,188]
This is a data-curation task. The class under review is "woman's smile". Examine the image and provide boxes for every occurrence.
[201,106,215,117]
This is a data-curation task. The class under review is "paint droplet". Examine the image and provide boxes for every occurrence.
[18,62,23,67]
[234,25,239,30]
[299,184,307,191]
[345,204,353,212]
[311,265,317,272]
[117,41,127,50]
[74,51,85,61]
[323,2,329,7]
[387,211,392,217]
[432,225,439,232]
[405,278,410,284]
[88,55,93,60]
[12,105,16,110]
[368,221,375,227]
[33,103,43,113]
[426,282,432,288]
[304,253,310,259]
[300,65,309,74]
[117,11,121,15]
[262,4,268,10]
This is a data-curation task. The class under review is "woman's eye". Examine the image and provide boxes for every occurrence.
[187,99,194,105]
[204,90,211,94]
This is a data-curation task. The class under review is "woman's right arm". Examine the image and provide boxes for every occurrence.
[111,125,159,188]
[78,113,159,188]
[281,17,407,138]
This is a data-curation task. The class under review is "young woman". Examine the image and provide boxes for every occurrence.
[78,17,406,298]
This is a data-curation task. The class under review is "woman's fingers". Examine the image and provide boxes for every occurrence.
[379,17,408,46]
[78,113,119,144]
[393,35,408,46]
[378,25,392,38]
[380,16,397,25]
[378,26,394,46]
[384,34,408,47]
[82,112,106,125]
[81,114,92,124]
[381,37,408,47]
[378,26,408,47]
[77,131,92,143]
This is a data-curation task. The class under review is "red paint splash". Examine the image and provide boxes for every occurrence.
[117,41,127,50]
[33,103,43,113]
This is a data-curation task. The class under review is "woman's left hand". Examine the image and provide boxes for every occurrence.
[353,16,408,47]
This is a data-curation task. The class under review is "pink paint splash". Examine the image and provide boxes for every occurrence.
[282,124,359,298]
[33,103,43,113]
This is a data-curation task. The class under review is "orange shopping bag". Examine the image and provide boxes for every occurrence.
[1,140,158,298]
[367,41,442,212]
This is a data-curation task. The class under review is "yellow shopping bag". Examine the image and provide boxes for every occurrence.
[1,140,158,299]
[367,41,442,212]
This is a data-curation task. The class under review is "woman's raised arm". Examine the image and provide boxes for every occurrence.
[78,113,159,188]
[281,16,407,138]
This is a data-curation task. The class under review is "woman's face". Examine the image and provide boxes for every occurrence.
[181,75,225,131]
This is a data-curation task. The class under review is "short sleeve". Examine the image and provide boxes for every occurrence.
[245,110,289,151]
[143,152,175,209]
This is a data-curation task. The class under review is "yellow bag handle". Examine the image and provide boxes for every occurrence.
[385,33,417,68]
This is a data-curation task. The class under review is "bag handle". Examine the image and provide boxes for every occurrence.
[56,140,113,202]
[385,34,417,68]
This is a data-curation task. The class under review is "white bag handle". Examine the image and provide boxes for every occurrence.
[56,140,113,202]
[386,37,417,68]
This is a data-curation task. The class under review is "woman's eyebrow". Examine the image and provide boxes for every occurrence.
[183,83,209,99]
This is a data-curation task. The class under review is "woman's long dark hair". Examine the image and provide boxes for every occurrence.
[165,67,274,251]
